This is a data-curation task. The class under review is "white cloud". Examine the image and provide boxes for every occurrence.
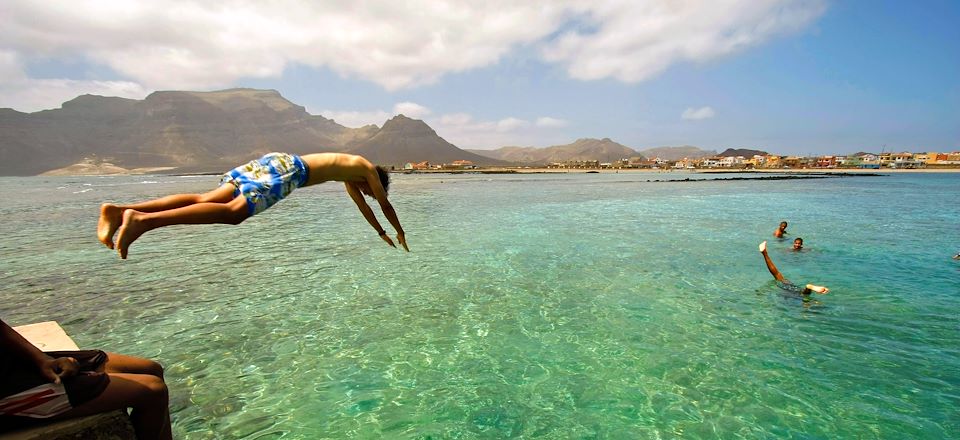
[434,114,563,148]
[393,102,431,119]
[317,109,392,127]
[320,102,571,147]
[536,116,568,127]
[682,106,716,120]
[439,113,474,126]
[496,117,530,132]
[0,51,149,112]
[0,0,826,101]
[541,0,827,83]
[318,102,432,127]
[0,1,568,92]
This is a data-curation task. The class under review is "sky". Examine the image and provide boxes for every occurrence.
[1,0,957,155]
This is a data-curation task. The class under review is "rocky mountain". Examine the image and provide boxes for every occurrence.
[469,138,641,164]
[348,115,509,167]
[0,89,367,175]
[636,145,717,161]
[1,88,498,175]
[717,148,769,157]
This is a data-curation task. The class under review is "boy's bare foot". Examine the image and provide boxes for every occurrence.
[116,210,148,260]
[806,284,829,294]
[97,204,124,249]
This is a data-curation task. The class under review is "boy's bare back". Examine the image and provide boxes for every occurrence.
[300,153,376,186]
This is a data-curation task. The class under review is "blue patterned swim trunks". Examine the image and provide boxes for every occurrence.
[220,152,309,216]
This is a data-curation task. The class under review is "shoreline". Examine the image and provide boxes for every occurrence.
[404,167,960,175]
[14,165,960,178]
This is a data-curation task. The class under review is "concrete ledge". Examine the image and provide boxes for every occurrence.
[0,411,136,440]
[12,321,78,351]
[1,322,135,440]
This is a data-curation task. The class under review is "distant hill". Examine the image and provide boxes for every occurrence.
[636,145,716,161]
[718,148,769,157]
[0,88,505,175]
[347,115,509,167]
[0,88,368,175]
[470,138,640,164]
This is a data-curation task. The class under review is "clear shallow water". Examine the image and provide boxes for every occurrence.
[1,172,958,439]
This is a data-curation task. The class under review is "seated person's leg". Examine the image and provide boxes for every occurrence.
[100,352,164,378]
[55,372,171,440]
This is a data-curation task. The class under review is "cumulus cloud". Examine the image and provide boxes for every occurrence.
[496,117,530,132]
[0,51,149,112]
[435,114,568,148]
[536,116,568,127]
[317,109,393,128]
[393,102,431,119]
[318,102,431,127]
[542,0,827,83]
[682,106,716,120]
[0,0,569,93]
[1,1,825,99]
[320,102,570,147]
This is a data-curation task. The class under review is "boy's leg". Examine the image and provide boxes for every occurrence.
[759,241,786,282]
[101,352,164,378]
[55,373,171,440]
[98,184,237,249]
[115,195,249,259]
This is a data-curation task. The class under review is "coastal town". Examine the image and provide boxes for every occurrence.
[403,150,960,171]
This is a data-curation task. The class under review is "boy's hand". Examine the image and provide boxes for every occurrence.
[380,233,396,248]
[397,233,409,252]
[759,241,767,253]
[40,357,79,384]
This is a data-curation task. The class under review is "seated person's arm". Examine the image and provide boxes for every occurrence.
[1,319,78,383]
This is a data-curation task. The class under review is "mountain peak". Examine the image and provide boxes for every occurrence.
[380,114,437,135]
[142,88,304,114]
[61,94,137,108]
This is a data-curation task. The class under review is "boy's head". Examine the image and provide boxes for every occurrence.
[793,237,803,250]
[779,221,788,230]
[358,166,390,198]
[376,166,390,194]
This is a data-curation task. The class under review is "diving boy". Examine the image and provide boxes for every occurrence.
[98,152,408,259]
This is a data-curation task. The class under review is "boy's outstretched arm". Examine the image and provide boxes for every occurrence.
[366,174,409,252]
[759,241,786,282]
[345,182,396,249]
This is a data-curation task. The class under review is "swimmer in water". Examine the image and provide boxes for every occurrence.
[759,241,828,295]
[792,237,803,251]
[773,221,788,238]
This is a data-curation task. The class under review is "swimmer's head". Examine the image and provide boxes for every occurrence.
[793,237,803,250]
[779,221,788,230]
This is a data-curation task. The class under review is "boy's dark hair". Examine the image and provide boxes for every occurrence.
[795,237,803,244]
[375,165,390,194]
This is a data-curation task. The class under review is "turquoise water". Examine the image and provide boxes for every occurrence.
[1,172,958,439]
